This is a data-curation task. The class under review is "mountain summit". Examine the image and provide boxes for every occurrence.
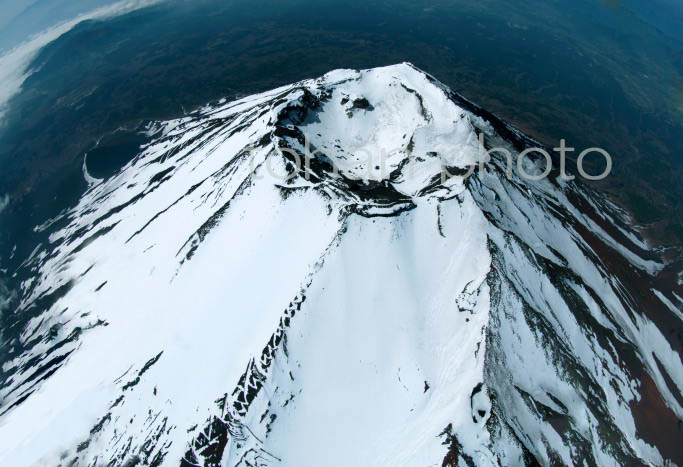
[1,63,681,466]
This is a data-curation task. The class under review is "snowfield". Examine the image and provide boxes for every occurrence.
[0,63,681,466]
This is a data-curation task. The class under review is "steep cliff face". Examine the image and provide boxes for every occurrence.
[0,63,681,466]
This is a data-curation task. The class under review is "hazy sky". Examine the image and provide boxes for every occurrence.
[0,0,40,30]
[0,0,122,52]
[0,0,163,121]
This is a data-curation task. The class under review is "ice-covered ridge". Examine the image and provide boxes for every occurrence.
[0,63,681,467]
[284,67,486,192]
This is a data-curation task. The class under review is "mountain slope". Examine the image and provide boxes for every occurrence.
[0,63,681,466]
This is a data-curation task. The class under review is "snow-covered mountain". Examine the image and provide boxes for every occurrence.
[1,63,681,466]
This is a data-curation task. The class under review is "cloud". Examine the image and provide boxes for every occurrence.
[0,194,9,213]
[0,0,164,122]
